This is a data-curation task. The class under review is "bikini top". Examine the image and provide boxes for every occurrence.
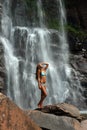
[40,71,46,76]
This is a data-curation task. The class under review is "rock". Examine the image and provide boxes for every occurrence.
[0,77,5,93]
[0,41,7,94]
[65,0,87,30]
[70,53,87,103]
[80,120,87,130]
[27,103,87,130]
[28,109,81,130]
[11,0,30,26]
[36,103,81,121]
[13,27,27,58]
[0,3,2,31]
[0,93,42,130]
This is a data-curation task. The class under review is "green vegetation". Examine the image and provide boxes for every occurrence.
[23,0,87,39]
[65,24,87,39]
[23,0,36,11]
[47,19,60,30]
[48,19,87,38]
[23,0,38,24]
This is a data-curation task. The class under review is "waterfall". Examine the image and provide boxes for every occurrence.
[37,0,45,28]
[1,0,12,39]
[0,0,85,109]
[0,37,21,106]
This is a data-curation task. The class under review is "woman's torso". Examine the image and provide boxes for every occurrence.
[40,69,46,83]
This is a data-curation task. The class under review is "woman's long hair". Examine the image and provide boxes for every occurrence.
[36,65,39,80]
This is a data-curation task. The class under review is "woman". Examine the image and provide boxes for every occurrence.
[36,62,49,108]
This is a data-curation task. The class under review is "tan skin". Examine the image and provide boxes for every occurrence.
[37,62,49,108]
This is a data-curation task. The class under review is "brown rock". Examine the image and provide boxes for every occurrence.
[28,110,81,130]
[80,120,87,130]
[36,103,81,121]
[0,93,42,130]
[27,103,83,130]
[28,108,87,130]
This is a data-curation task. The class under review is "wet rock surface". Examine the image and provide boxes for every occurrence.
[70,53,87,104]
[0,41,7,94]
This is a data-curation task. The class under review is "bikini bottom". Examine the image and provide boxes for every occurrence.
[41,82,46,87]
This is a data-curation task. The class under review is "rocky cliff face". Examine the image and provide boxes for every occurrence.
[64,0,87,103]
[65,0,87,30]
[0,1,7,94]
[65,0,87,52]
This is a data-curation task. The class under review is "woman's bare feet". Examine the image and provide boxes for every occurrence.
[38,102,43,108]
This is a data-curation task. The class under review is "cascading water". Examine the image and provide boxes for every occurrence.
[37,0,45,28]
[0,37,21,106]
[0,0,85,109]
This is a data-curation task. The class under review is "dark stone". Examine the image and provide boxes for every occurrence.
[65,0,87,30]
[0,41,7,94]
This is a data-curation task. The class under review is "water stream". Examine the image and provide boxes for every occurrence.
[0,0,85,109]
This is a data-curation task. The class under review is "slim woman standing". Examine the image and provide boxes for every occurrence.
[36,62,49,108]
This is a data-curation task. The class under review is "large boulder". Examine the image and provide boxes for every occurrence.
[27,103,87,130]
[0,93,42,130]
[80,120,87,130]
[28,110,80,130]
[36,103,81,120]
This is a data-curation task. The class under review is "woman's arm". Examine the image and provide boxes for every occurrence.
[37,69,41,89]
[38,62,49,69]
[44,63,49,70]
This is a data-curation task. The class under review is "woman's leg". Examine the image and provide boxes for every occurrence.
[38,86,47,108]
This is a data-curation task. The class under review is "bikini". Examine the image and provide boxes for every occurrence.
[40,71,46,76]
[40,71,46,86]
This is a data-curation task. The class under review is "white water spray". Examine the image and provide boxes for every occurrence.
[37,0,45,28]
[0,36,21,106]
